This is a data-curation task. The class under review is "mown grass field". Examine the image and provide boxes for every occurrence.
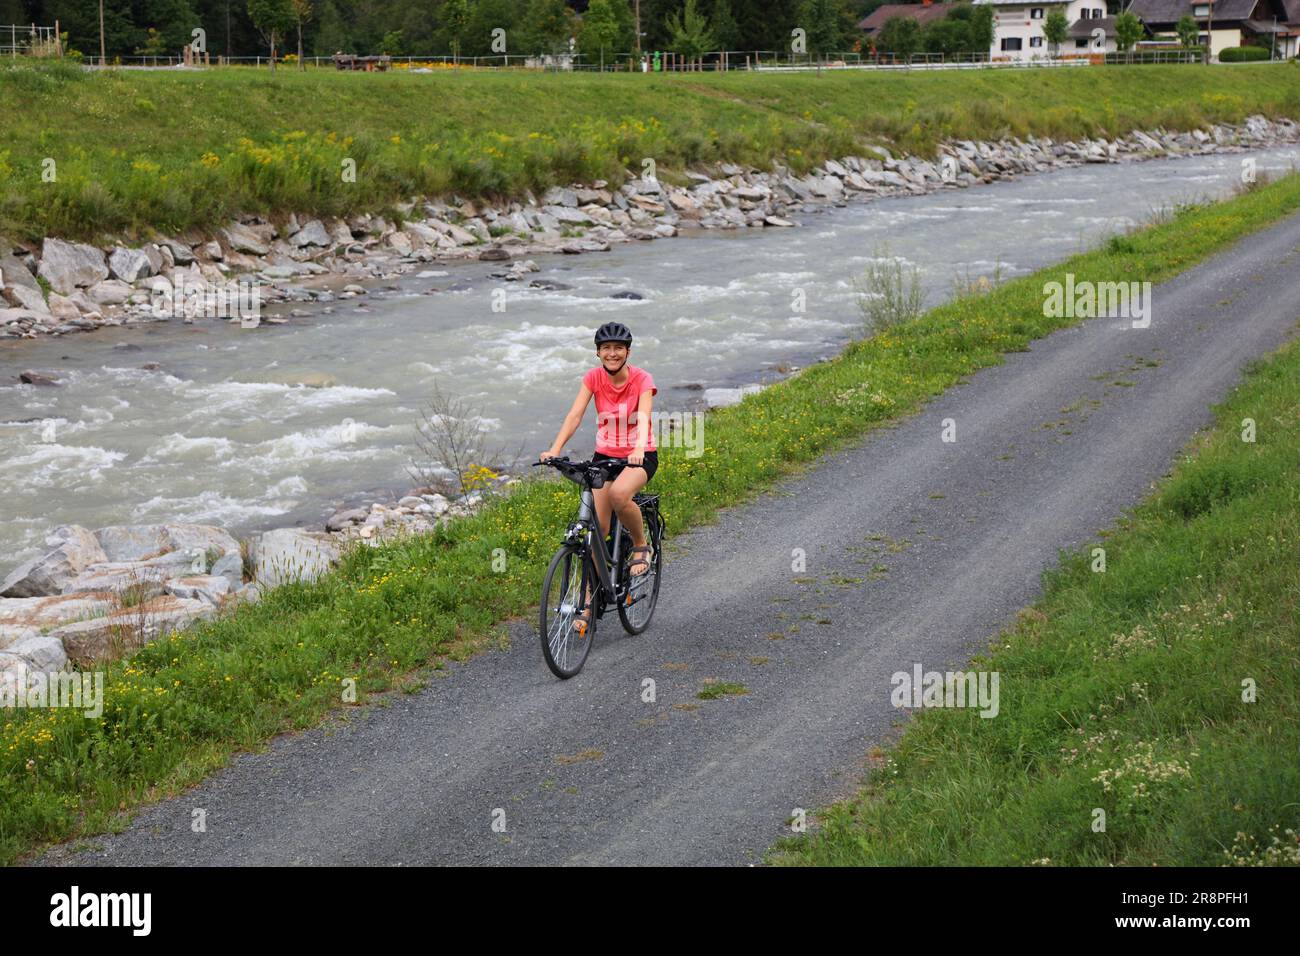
[1,60,1299,242]
[4,164,1300,865]
[769,326,1300,867]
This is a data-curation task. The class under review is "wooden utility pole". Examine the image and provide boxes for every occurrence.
[634,0,642,59]
[99,0,106,65]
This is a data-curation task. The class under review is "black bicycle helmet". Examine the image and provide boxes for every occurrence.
[594,322,633,347]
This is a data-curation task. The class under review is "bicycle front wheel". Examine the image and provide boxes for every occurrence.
[539,545,595,679]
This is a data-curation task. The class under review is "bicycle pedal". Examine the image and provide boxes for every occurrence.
[574,620,587,636]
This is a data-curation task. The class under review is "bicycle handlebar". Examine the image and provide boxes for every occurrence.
[534,455,628,488]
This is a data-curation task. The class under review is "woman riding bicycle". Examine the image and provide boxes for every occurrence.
[540,322,657,605]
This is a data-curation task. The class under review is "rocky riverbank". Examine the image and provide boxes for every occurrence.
[0,477,514,692]
[3,115,1297,345]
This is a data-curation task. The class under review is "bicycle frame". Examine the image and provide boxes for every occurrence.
[573,485,623,605]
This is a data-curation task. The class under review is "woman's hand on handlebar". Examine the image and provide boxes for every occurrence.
[627,448,645,467]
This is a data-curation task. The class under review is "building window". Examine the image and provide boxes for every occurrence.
[1030,36,1044,47]
[1075,38,1089,47]
[1031,7,1045,18]
[1093,7,1104,15]
[1080,9,1092,17]
[1001,37,1024,50]
[1193,3,1209,14]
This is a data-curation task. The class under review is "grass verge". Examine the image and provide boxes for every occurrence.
[768,327,1300,867]
[4,171,1300,866]
[1,61,1299,242]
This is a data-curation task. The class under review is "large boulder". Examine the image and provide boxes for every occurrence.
[93,524,240,564]
[0,594,117,630]
[37,239,109,295]
[86,279,133,306]
[51,595,216,663]
[1,526,107,597]
[164,574,233,606]
[223,222,270,256]
[0,254,39,292]
[2,283,50,315]
[291,219,331,248]
[108,247,154,282]
[251,528,340,587]
[5,635,68,672]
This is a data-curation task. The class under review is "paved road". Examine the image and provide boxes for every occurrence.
[38,211,1300,866]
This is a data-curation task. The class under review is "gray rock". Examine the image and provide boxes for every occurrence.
[51,596,216,663]
[479,247,511,261]
[250,528,340,587]
[19,369,60,386]
[421,494,450,516]
[7,635,69,671]
[325,508,368,532]
[62,562,172,598]
[86,279,133,306]
[529,278,574,291]
[544,205,594,225]
[2,282,49,315]
[0,254,39,294]
[1,624,38,651]
[0,598,119,653]
[2,526,107,597]
[223,222,270,256]
[164,575,232,606]
[108,247,154,282]
[93,523,240,564]
[37,239,109,295]
[292,219,331,247]
[610,290,644,300]
[160,238,195,265]
[210,550,244,588]
[542,186,579,207]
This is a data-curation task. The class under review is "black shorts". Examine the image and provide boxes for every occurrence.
[594,450,658,484]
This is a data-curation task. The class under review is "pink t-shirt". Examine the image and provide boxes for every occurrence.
[584,364,657,457]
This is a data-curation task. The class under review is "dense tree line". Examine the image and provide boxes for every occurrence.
[4,0,892,60]
[874,3,993,56]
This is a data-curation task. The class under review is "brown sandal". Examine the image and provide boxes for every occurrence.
[628,544,654,577]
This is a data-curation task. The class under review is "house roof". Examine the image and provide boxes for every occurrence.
[1068,15,1118,36]
[1125,0,1267,25]
[858,3,954,32]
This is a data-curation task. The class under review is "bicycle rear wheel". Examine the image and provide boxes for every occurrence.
[539,545,596,679]
[617,512,662,635]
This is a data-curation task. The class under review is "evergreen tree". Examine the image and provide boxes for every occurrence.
[708,0,739,50]
[665,0,711,65]
[579,0,629,66]
[795,0,843,58]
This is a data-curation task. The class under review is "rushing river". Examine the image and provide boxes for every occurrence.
[3,145,1299,566]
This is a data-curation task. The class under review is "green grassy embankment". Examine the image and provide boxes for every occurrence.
[3,163,1300,865]
[1,60,1299,243]
[770,319,1300,867]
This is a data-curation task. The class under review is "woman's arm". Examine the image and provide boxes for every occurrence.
[628,388,654,466]
[542,385,593,459]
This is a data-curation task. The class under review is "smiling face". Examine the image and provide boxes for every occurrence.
[597,341,630,373]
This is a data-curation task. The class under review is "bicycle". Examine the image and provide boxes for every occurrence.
[532,456,665,679]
